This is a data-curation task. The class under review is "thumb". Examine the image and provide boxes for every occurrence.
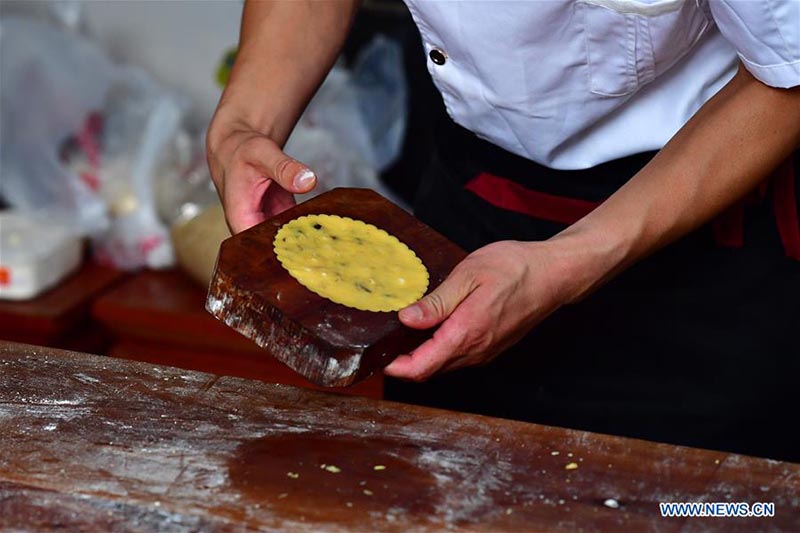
[241,136,317,194]
[399,266,477,329]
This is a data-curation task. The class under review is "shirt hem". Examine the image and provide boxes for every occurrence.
[739,54,800,89]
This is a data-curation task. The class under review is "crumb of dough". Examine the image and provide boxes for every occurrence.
[604,498,620,509]
[324,465,341,473]
[373,465,387,471]
[565,462,579,470]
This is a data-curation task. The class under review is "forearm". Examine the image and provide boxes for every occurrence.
[215,0,358,145]
[552,65,800,300]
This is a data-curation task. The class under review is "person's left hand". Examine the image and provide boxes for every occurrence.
[384,240,576,381]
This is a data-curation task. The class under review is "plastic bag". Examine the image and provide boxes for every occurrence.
[1,16,187,270]
[0,16,115,236]
[352,34,408,172]
[284,34,408,207]
[88,70,187,269]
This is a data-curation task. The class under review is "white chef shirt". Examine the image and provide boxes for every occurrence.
[403,0,800,170]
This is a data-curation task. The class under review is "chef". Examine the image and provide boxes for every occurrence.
[207,1,800,461]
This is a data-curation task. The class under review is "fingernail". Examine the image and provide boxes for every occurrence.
[293,168,316,191]
[399,305,423,322]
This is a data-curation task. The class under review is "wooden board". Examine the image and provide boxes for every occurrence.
[0,261,125,350]
[207,188,466,387]
[92,269,383,399]
[94,269,271,354]
[1,341,798,532]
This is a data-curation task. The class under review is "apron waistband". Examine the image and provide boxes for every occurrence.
[773,158,800,260]
[465,158,800,261]
[464,172,598,225]
[439,114,799,260]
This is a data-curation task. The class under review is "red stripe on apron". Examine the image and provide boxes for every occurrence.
[466,160,799,261]
[712,204,746,248]
[772,158,800,261]
[464,172,600,225]
[712,182,769,248]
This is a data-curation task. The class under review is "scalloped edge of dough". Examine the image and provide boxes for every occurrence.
[273,214,429,312]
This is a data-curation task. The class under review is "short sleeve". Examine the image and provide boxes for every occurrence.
[709,0,800,88]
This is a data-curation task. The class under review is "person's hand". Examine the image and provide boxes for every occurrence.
[206,112,317,234]
[384,240,579,381]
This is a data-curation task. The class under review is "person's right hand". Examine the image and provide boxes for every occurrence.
[206,114,317,234]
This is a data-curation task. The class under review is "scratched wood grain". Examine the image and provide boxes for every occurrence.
[0,341,797,532]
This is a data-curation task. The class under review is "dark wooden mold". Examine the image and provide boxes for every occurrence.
[206,188,467,387]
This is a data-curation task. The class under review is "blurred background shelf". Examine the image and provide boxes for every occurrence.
[0,263,382,399]
[91,269,384,399]
[0,262,126,353]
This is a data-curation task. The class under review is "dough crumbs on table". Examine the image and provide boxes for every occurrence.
[287,472,299,479]
[567,452,574,457]
[363,489,373,496]
[324,465,341,473]
[565,462,579,470]
[604,498,620,509]
[345,502,353,508]
[373,465,387,471]
[550,451,560,456]
[505,508,513,515]
[277,493,288,500]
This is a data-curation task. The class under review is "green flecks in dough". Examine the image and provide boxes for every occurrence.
[273,214,429,312]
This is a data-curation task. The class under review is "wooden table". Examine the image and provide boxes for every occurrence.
[0,262,126,353]
[1,342,797,531]
[92,269,382,399]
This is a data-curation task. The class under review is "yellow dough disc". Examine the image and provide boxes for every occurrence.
[274,214,429,312]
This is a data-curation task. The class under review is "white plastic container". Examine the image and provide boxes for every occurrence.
[0,211,83,300]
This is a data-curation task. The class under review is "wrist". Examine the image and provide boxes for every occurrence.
[213,85,283,140]
[544,218,637,303]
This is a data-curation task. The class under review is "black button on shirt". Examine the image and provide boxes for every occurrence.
[429,48,446,65]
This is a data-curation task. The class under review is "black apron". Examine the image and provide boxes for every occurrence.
[385,115,800,463]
